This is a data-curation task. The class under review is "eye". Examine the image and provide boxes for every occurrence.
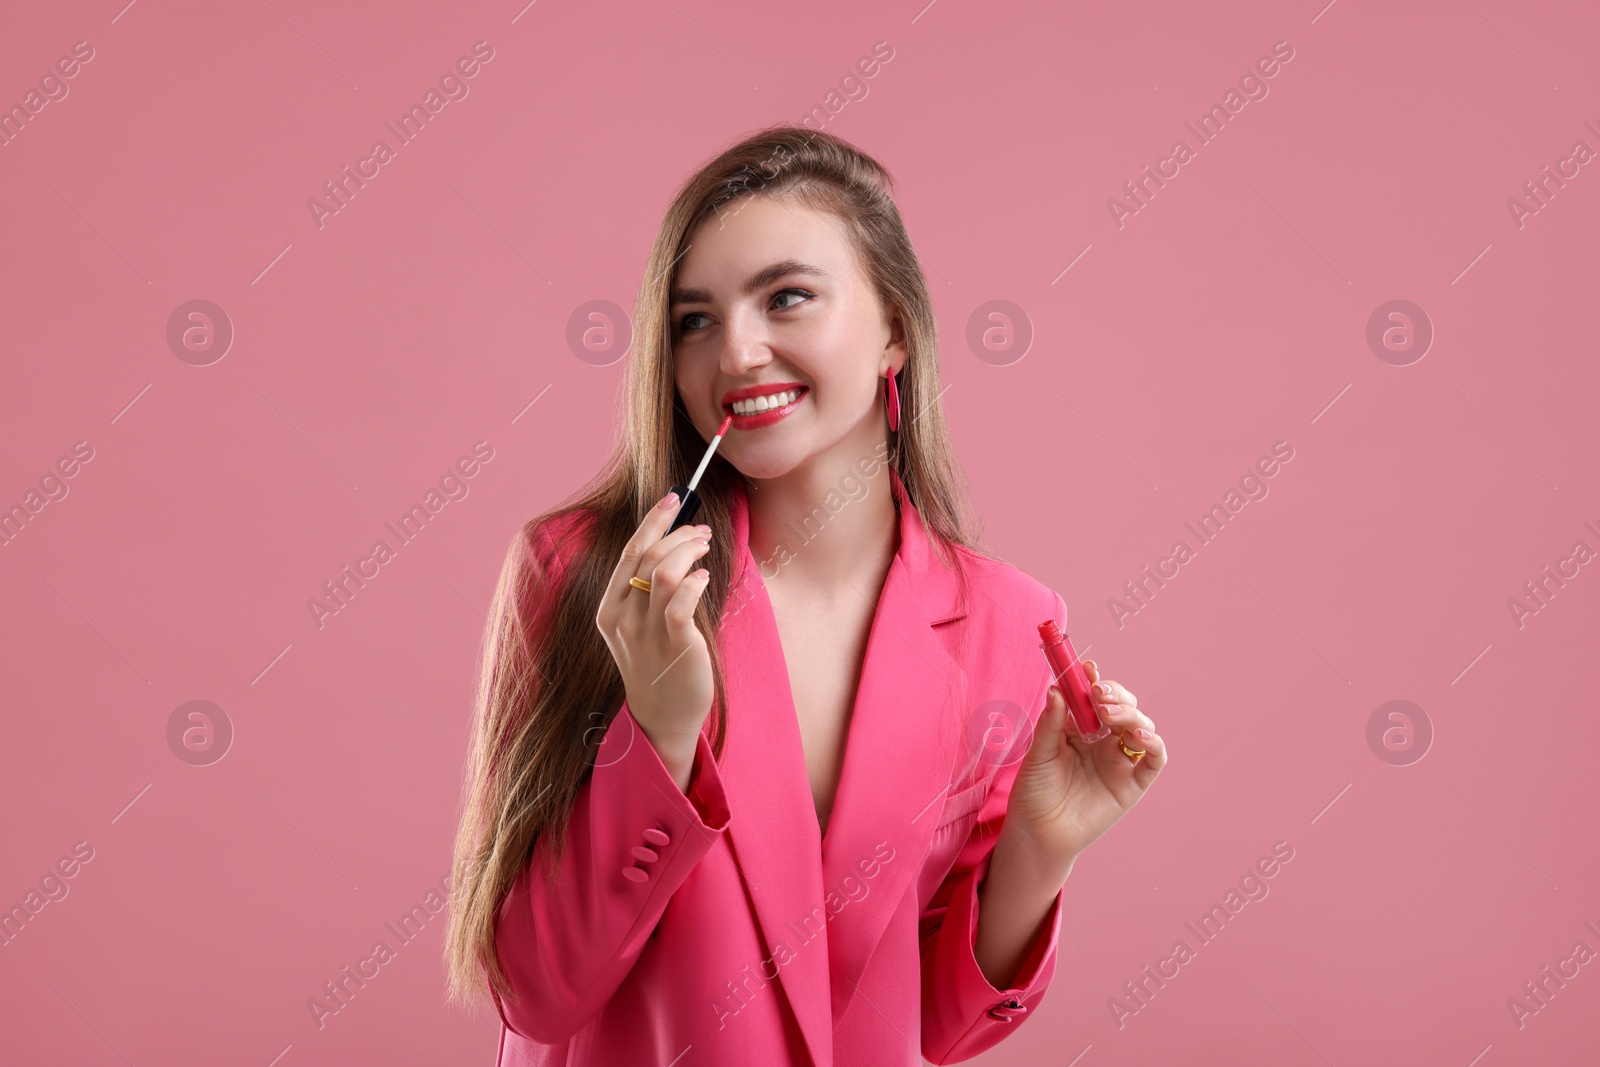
[771,287,814,311]
[676,311,711,335]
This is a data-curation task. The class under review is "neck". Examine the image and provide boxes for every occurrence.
[745,436,899,603]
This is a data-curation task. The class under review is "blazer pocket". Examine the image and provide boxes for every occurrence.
[935,778,990,831]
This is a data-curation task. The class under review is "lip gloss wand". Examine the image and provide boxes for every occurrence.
[666,414,733,534]
[1038,618,1112,743]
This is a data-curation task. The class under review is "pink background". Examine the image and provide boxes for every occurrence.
[3,0,1597,1063]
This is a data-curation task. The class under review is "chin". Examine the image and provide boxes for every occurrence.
[723,443,808,483]
[726,457,797,482]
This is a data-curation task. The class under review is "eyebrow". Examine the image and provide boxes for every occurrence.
[669,259,831,307]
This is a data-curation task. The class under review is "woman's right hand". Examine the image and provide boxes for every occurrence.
[595,491,716,776]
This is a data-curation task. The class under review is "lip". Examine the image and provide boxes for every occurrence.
[720,382,809,430]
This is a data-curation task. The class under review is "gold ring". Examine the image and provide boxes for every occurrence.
[628,576,653,594]
[1118,731,1147,764]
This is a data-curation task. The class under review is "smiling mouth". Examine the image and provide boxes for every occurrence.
[723,386,808,417]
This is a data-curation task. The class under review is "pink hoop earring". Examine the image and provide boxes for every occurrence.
[884,370,901,432]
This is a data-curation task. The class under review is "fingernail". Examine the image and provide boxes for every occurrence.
[1095,683,1113,698]
[695,524,712,535]
[691,568,709,579]
[659,491,679,510]
[1137,728,1152,740]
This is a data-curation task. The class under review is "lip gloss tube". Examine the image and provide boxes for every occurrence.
[1038,619,1111,743]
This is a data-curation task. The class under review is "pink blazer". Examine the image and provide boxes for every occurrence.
[490,467,1068,1066]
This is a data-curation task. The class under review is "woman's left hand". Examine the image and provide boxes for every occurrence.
[1003,659,1168,871]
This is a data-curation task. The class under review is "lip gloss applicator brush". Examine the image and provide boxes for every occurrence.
[666,414,733,534]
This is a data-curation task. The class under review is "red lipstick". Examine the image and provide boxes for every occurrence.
[720,382,808,431]
[1038,619,1111,743]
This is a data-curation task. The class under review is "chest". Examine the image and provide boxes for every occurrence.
[765,590,879,836]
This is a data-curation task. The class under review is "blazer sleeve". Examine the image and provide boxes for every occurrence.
[917,589,1069,1064]
[483,516,733,1044]
[918,841,1065,1063]
[490,698,732,1043]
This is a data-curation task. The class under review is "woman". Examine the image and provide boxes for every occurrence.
[444,126,1168,1066]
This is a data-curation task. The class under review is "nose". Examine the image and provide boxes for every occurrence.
[718,306,773,378]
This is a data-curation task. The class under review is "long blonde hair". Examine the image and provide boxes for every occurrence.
[444,123,984,1007]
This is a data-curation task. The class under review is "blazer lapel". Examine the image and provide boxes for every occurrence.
[716,481,833,1067]
[818,468,971,1022]
[715,467,972,1062]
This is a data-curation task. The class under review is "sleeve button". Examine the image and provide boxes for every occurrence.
[643,828,670,846]
[622,866,649,883]
[987,998,1026,1021]
[631,845,659,863]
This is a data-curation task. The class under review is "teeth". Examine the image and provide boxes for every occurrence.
[731,388,800,415]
